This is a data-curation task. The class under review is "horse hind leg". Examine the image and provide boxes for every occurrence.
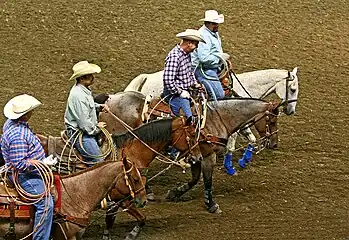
[166,161,201,201]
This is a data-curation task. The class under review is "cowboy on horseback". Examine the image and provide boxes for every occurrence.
[64,61,109,164]
[163,29,205,126]
[0,94,55,240]
[192,10,230,101]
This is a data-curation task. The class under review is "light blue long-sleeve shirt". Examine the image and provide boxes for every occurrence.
[64,84,101,135]
[191,25,223,70]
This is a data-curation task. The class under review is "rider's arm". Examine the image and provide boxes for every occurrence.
[71,96,100,135]
[7,137,33,171]
[163,55,183,95]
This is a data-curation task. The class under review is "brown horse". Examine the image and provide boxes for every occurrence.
[97,91,279,214]
[0,159,146,240]
[37,117,202,240]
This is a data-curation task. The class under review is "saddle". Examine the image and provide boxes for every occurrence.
[44,131,109,174]
[0,179,33,220]
[218,60,240,98]
[142,95,203,123]
[0,175,60,221]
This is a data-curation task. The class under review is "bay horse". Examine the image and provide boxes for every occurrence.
[37,117,202,240]
[98,91,279,214]
[0,159,146,240]
[124,67,299,151]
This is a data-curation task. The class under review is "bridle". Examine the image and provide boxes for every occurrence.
[170,117,200,160]
[281,71,298,113]
[122,158,146,199]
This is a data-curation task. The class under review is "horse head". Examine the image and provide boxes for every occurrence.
[119,157,147,209]
[170,117,203,163]
[254,101,280,149]
[275,67,299,115]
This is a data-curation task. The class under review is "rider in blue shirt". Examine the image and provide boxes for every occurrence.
[192,10,230,101]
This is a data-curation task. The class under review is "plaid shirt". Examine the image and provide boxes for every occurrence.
[163,45,197,95]
[0,119,45,172]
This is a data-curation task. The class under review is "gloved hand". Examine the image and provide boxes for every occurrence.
[42,155,58,166]
[180,90,191,99]
[220,52,230,61]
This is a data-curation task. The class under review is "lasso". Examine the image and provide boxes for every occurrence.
[1,160,54,240]
[58,127,117,173]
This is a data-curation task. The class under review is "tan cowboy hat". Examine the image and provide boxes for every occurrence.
[4,94,41,120]
[176,29,206,43]
[69,60,101,80]
[199,10,224,24]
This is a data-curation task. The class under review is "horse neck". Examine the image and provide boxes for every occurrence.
[235,69,287,98]
[205,99,269,138]
[123,141,167,168]
[59,161,123,218]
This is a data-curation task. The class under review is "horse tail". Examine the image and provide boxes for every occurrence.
[124,74,148,92]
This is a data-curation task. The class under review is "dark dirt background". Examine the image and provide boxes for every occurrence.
[1,0,349,239]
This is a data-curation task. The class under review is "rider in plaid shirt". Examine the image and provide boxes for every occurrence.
[0,94,54,240]
[163,29,205,125]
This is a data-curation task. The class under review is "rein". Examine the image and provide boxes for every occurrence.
[106,109,184,168]
[2,160,54,240]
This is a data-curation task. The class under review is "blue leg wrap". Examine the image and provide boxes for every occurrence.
[223,153,236,175]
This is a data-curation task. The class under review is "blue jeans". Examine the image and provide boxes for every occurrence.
[18,174,54,240]
[195,68,225,100]
[163,92,193,118]
[67,129,103,164]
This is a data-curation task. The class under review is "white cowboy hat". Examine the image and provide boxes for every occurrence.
[69,60,101,80]
[199,10,224,24]
[176,29,206,43]
[4,94,42,120]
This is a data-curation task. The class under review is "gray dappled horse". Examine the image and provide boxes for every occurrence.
[98,91,278,213]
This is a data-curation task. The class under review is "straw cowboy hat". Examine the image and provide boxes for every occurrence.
[176,29,206,43]
[69,60,101,80]
[199,10,224,24]
[4,94,42,120]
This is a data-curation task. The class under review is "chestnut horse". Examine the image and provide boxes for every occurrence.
[0,159,146,240]
[37,117,202,240]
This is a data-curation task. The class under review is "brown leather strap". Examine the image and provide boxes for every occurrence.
[200,130,228,146]
[55,211,89,228]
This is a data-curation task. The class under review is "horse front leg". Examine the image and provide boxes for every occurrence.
[224,132,238,175]
[202,153,222,214]
[166,161,201,201]
[238,127,256,168]
[123,205,146,240]
[103,203,119,240]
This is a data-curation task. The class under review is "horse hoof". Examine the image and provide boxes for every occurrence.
[103,230,111,240]
[147,192,156,201]
[208,203,222,214]
[125,225,141,240]
[166,190,177,201]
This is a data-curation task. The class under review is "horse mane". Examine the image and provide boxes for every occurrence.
[60,161,122,179]
[112,118,173,148]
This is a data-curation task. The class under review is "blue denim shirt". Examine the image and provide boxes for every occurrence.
[191,25,223,70]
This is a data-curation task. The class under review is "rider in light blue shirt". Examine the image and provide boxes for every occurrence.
[64,61,109,164]
[192,10,230,100]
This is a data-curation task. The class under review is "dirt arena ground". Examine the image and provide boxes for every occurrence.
[1,0,349,239]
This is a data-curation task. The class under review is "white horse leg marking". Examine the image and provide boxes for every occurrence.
[240,127,257,143]
[226,132,238,153]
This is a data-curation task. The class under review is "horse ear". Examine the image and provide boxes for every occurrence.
[122,157,131,171]
[292,67,298,75]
